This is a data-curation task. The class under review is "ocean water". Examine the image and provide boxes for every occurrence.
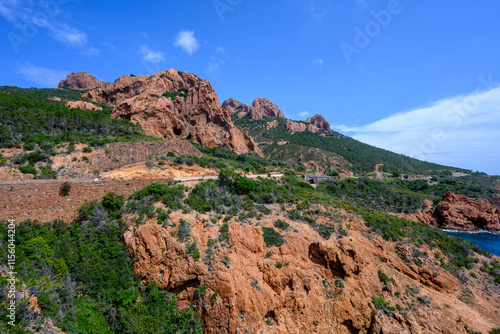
[445,231,500,257]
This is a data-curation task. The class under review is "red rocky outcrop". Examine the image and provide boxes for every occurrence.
[305,114,331,132]
[422,191,500,232]
[222,98,251,115]
[65,101,102,111]
[82,69,261,155]
[58,72,112,90]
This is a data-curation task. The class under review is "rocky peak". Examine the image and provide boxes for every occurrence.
[249,98,284,120]
[81,69,261,155]
[58,72,112,90]
[221,98,250,115]
[221,97,285,120]
[305,114,331,132]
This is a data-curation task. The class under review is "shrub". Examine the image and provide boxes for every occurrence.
[19,165,37,175]
[378,270,390,283]
[262,227,284,247]
[177,219,191,242]
[186,242,200,261]
[273,219,289,230]
[219,222,230,243]
[82,146,93,153]
[101,192,125,218]
[59,181,71,196]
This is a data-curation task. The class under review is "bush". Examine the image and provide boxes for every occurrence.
[262,227,284,247]
[131,182,185,210]
[59,181,71,196]
[101,192,125,218]
[82,146,93,153]
[19,165,37,175]
[273,219,289,230]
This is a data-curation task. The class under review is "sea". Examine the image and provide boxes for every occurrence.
[445,231,500,257]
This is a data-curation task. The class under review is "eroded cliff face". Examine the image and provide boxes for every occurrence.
[81,69,261,155]
[123,207,498,334]
[222,98,284,120]
[58,72,112,90]
[418,191,500,232]
[305,114,331,132]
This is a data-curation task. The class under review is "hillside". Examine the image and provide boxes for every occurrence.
[234,115,469,176]
[1,70,500,334]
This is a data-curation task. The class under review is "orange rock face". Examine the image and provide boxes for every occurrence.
[65,101,102,111]
[222,97,285,120]
[429,191,500,231]
[285,120,307,134]
[58,72,112,90]
[122,207,498,334]
[222,98,251,115]
[82,69,260,155]
[305,114,331,132]
[248,98,285,120]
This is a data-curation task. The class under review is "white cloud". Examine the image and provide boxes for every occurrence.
[312,58,324,67]
[52,24,87,46]
[15,62,68,88]
[138,45,165,63]
[335,85,500,174]
[299,111,310,118]
[0,0,98,55]
[174,30,199,55]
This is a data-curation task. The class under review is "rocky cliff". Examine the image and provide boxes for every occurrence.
[123,205,498,334]
[222,98,284,120]
[58,72,112,90]
[81,69,260,155]
[423,191,500,232]
[221,98,251,115]
[305,114,331,132]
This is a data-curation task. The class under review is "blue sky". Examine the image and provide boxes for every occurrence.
[1,0,499,174]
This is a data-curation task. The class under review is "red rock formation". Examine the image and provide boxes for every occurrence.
[122,208,495,334]
[82,69,261,155]
[221,98,250,115]
[266,120,279,130]
[248,98,284,120]
[58,72,112,90]
[286,120,322,134]
[423,191,500,231]
[305,114,331,132]
[65,101,102,111]
[285,120,307,134]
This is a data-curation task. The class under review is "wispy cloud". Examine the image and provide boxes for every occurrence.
[207,47,227,75]
[312,58,324,67]
[355,0,367,10]
[0,0,98,55]
[15,62,68,87]
[335,84,500,174]
[174,30,199,55]
[299,111,310,118]
[138,45,165,63]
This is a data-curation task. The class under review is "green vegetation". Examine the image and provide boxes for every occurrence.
[273,219,290,230]
[0,195,202,333]
[18,165,37,175]
[371,296,396,316]
[321,177,427,214]
[235,116,467,175]
[262,227,285,247]
[0,87,154,148]
[363,211,486,271]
